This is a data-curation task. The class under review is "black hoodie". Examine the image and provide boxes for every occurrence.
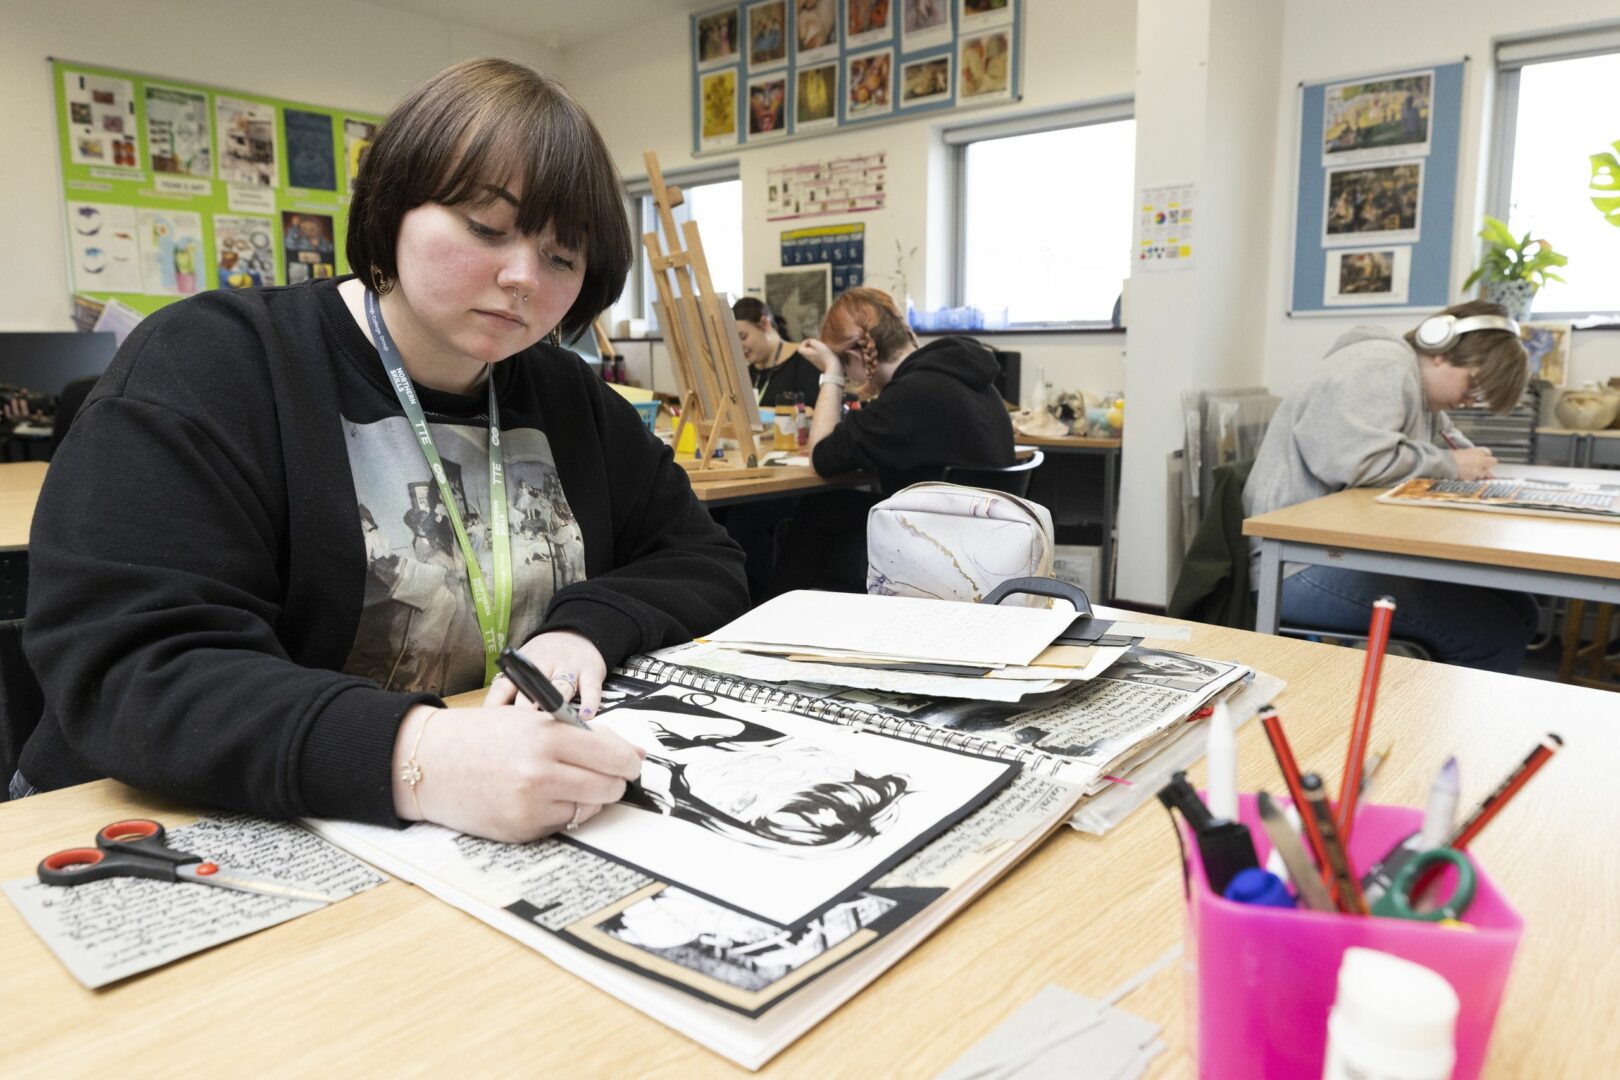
[810,335,1014,494]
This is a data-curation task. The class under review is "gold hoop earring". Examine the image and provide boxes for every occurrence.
[369,264,393,296]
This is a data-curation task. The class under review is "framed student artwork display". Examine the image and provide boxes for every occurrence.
[52,58,381,317]
[1288,60,1465,316]
[690,0,1022,154]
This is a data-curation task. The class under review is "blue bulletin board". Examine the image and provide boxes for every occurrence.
[1289,60,1466,316]
[691,0,1023,155]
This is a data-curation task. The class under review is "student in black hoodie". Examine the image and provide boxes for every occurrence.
[771,287,1014,594]
[17,60,748,841]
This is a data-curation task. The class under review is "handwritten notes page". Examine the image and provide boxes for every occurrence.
[3,814,384,988]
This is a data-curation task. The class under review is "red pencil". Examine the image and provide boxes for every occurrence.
[1411,732,1564,905]
[1260,707,1340,909]
[1337,596,1396,843]
[1450,732,1564,850]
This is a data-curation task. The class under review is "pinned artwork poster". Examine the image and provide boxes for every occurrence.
[700,68,740,150]
[1323,161,1423,248]
[901,0,952,53]
[847,49,894,119]
[781,223,865,293]
[1323,246,1410,307]
[765,265,833,348]
[344,118,376,193]
[1322,70,1433,167]
[794,0,840,63]
[66,202,143,294]
[795,63,839,133]
[747,74,788,141]
[64,70,139,170]
[145,85,211,179]
[845,0,894,50]
[959,0,1013,34]
[1520,321,1571,387]
[216,96,277,187]
[958,28,1012,102]
[696,6,742,69]
[282,211,336,283]
[901,54,952,108]
[214,214,276,288]
[137,209,204,296]
[284,109,336,191]
[747,0,788,70]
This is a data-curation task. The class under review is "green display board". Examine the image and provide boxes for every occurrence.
[52,59,383,316]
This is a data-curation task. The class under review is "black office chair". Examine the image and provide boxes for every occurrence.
[942,447,1045,498]
[0,619,42,800]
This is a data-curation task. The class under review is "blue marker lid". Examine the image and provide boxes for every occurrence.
[1223,867,1296,909]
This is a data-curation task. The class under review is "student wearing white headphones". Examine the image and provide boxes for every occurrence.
[1243,301,1534,673]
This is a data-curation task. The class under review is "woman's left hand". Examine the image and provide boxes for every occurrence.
[484,629,608,720]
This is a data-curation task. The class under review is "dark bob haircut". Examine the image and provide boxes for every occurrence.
[347,58,632,341]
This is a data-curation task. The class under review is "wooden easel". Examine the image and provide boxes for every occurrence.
[640,150,771,477]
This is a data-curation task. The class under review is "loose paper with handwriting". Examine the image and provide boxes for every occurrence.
[3,814,383,988]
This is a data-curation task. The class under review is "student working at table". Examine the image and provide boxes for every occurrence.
[13,59,748,841]
[1243,300,1534,673]
[770,287,1014,594]
[733,297,819,408]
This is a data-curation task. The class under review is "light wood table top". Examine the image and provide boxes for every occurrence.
[0,460,47,551]
[688,464,868,505]
[1016,433,1122,450]
[1244,486,1620,579]
[2,620,1615,1076]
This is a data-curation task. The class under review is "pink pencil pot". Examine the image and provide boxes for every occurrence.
[1184,796,1523,1079]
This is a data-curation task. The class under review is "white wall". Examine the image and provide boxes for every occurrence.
[0,0,561,332]
[1260,1,1620,397]
[559,0,1137,403]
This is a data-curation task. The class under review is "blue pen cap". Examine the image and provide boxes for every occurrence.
[1223,867,1296,909]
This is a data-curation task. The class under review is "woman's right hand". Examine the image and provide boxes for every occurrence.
[391,704,644,843]
[1452,447,1498,481]
[797,338,843,376]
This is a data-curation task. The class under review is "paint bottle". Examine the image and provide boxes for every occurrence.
[1322,948,1458,1080]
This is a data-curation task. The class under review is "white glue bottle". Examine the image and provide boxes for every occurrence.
[1322,948,1459,1080]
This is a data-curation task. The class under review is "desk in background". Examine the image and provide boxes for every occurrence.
[5,617,1612,1075]
[1245,482,1620,636]
[0,461,45,619]
[1021,434,1122,602]
[688,464,870,508]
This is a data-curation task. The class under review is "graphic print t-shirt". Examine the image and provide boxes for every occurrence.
[341,414,584,695]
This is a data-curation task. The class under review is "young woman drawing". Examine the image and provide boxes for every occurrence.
[18,59,748,841]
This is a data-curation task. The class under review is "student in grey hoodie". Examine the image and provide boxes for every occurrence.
[1244,301,1533,673]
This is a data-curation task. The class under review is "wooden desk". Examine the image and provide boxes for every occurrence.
[1245,485,1620,635]
[0,460,47,551]
[688,465,870,508]
[1020,434,1123,601]
[4,620,1612,1075]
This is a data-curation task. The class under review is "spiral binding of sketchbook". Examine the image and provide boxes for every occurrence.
[620,653,1071,776]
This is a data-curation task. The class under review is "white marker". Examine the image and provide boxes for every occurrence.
[1206,702,1238,821]
[1418,756,1460,850]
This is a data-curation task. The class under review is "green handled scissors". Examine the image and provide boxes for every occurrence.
[1369,846,1476,922]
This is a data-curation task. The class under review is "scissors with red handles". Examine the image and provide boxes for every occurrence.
[37,818,336,904]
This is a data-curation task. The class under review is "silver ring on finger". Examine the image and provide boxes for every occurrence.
[566,802,582,832]
[554,671,578,686]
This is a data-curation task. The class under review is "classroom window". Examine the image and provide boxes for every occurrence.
[951,108,1134,326]
[1493,35,1620,316]
[637,177,744,331]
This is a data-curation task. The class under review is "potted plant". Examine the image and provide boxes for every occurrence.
[1461,216,1567,322]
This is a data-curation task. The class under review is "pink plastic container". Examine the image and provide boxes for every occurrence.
[1184,795,1523,1079]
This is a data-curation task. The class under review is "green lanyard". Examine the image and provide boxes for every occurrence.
[365,289,512,686]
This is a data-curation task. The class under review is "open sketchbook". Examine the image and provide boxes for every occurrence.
[1377,475,1620,519]
[622,641,1259,805]
[308,685,1083,1071]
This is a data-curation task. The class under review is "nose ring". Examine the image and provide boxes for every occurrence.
[511,287,528,303]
